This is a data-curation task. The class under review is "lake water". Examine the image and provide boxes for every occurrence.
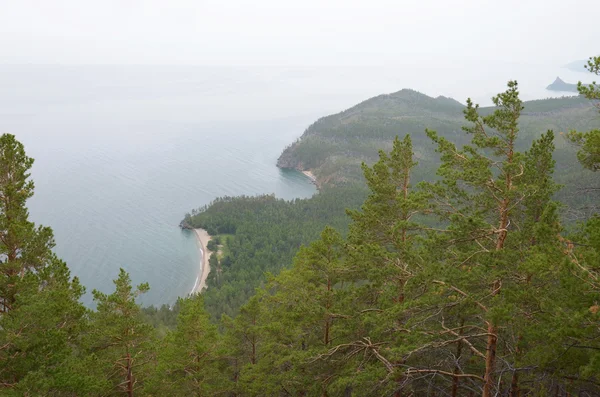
[0,63,586,305]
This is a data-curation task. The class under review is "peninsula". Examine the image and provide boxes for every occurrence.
[546,76,579,92]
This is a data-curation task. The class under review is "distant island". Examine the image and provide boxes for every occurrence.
[546,76,579,92]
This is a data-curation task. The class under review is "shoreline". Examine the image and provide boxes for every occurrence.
[301,169,321,190]
[302,170,317,183]
[191,228,212,294]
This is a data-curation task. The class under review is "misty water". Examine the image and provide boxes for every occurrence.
[0,63,585,306]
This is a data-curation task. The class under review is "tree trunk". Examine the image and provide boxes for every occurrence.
[510,334,523,397]
[452,319,465,397]
[250,316,257,365]
[251,337,256,365]
[496,197,510,250]
[483,321,498,397]
[401,164,409,244]
[509,371,519,397]
[324,278,331,346]
[126,352,134,397]
[485,145,513,396]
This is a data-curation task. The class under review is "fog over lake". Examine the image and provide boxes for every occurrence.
[0,63,584,305]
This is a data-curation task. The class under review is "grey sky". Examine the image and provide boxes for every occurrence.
[0,0,597,65]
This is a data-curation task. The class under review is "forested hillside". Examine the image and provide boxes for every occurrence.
[187,79,600,322]
[277,89,598,205]
[1,57,599,396]
[182,185,367,319]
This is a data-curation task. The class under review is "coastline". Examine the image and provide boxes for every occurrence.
[302,170,317,183]
[191,228,212,294]
[301,169,322,190]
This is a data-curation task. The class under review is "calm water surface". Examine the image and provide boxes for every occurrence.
[0,63,583,305]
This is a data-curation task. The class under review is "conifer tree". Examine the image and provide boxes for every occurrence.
[0,257,91,395]
[253,227,350,396]
[148,295,224,396]
[339,135,430,395]
[347,135,427,303]
[410,81,571,395]
[561,55,600,387]
[0,134,89,393]
[87,269,155,396]
[223,292,266,396]
[0,133,55,312]
[567,56,600,172]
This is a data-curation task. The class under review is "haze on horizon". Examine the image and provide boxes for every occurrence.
[0,0,598,307]
[0,0,597,67]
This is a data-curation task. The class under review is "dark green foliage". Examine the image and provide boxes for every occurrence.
[87,269,155,396]
[278,90,600,218]
[147,295,225,396]
[0,258,91,396]
[206,239,218,252]
[251,227,350,395]
[0,133,90,395]
[185,185,367,320]
[142,302,180,332]
[563,56,600,219]
[0,133,55,312]
[5,73,600,396]
[569,128,600,171]
[566,56,600,173]
[223,82,598,396]
[416,82,568,395]
[560,57,600,378]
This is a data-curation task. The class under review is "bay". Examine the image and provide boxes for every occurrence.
[0,62,583,305]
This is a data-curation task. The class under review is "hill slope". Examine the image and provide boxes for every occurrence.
[277,89,597,193]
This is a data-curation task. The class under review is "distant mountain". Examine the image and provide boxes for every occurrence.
[546,77,579,92]
[277,89,467,184]
[277,89,597,196]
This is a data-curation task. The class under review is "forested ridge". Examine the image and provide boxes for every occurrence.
[276,85,599,201]
[182,185,368,320]
[0,57,599,396]
[188,69,599,321]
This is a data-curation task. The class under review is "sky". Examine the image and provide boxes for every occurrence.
[0,0,597,66]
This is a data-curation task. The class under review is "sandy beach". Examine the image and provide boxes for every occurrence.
[302,170,317,182]
[191,228,212,294]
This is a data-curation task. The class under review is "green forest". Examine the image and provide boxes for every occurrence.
[0,56,599,396]
[181,185,368,320]
[276,81,598,203]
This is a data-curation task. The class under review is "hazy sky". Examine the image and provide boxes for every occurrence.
[0,0,597,66]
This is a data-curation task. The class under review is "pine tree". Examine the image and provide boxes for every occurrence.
[567,56,600,172]
[0,133,55,312]
[0,134,90,393]
[148,295,224,396]
[560,56,600,388]
[254,227,350,396]
[0,257,92,395]
[416,81,566,395]
[222,292,266,396]
[347,135,427,303]
[87,269,155,396]
[339,135,431,395]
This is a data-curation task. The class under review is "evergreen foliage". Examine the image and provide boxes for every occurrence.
[3,70,600,395]
[184,185,368,320]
